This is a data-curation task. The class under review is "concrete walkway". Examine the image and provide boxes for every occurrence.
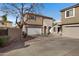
[0,34,79,56]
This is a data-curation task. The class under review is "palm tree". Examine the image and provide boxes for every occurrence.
[2,14,7,27]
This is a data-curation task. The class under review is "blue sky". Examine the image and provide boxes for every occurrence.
[42,3,75,21]
[0,3,76,25]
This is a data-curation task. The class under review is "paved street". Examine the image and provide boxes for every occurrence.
[0,34,79,56]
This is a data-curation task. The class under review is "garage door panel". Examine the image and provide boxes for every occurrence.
[27,28,41,35]
[62,26,79,39]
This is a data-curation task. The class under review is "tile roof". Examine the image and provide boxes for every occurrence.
[60,3,79,12]
[24,13,55,21]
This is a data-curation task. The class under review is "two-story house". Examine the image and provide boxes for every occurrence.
[20,13,54,36]
[60,4,79,38]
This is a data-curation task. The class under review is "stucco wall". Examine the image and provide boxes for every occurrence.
[62,24,79,39]
[61,7,79,24]
[7,23,12,28]
[24,14,43,25]
[0,22,12,28]
[43,18,53,34]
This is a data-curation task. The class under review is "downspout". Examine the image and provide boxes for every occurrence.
[42,17,44,35]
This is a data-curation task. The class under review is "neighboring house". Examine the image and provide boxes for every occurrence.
[0,16,13,28]
[19,13,54,36]
[60,3,79,38]
[50,21,62,35]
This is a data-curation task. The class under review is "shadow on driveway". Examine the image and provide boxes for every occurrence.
[0,36,36,54]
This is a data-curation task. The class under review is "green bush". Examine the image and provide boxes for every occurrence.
[0,36,9,47]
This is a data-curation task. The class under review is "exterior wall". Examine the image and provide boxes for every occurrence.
[61,6,79,38]
[0,22,12,28]
[8,28,22,41]
[62,24,79,39]
[7,22,12,28]
[0,22,4,27]
[24,14,43,25]
[22,14,54,36]
[61,7,79,24]
[43,18,53,34]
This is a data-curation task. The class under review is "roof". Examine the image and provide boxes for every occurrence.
[24,13,55,20]
[6,21,13,23]
[60,3,79,12]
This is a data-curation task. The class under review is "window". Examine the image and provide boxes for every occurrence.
[65,8,75,18]
[28,15,36,20]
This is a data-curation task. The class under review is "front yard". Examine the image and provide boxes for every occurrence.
[0,34,79,56]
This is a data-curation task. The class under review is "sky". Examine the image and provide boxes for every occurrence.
[42,3,75,21]
[0,3,76,25]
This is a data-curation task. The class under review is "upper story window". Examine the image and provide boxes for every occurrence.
[65,8,75,18]
[28,14,36,20]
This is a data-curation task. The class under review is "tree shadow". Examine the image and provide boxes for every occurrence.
[0,36,36,54]
[22,36,37,41]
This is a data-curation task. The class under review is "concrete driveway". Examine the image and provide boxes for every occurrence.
[1,34,79,56]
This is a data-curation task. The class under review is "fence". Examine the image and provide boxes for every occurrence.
[0,28,8,36]
[8,28,22,42]
[0,28,22,42]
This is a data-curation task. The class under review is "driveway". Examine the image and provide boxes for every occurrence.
[0,34,79,56]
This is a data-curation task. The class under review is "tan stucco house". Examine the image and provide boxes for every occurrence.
[19,13,54,36]
[60,3,79,38]
[50,21,62,35]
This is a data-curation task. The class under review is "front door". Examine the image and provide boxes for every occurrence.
[44,26,47,35]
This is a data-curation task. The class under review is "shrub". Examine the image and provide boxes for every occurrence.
[0,36,9,47]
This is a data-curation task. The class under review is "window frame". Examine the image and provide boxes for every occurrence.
[65,8,75,18]
[28,15,36,20]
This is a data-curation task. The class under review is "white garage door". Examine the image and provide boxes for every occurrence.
[62,25,79,39]
[27,28,42,36]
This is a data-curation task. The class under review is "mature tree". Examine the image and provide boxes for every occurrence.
[0,3,44,29]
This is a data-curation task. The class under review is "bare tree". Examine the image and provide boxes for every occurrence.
[0,3,44,29]
[0,3,44,38]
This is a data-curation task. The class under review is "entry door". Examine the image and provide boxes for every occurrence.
[44,26,47,35]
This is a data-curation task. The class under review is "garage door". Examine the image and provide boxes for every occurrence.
[62,25,79,39]
[27,28,42,36]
